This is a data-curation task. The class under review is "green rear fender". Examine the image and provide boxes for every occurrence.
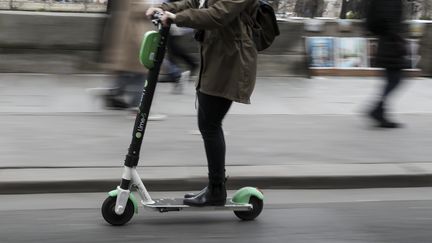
[108,190,138,214]
[231,187,264,204]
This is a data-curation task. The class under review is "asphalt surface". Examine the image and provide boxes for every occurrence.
[1,188,432,243]
[2,74,432,193]
[2,113,432,193]
[1,113,432,168]
[1,74,432,115]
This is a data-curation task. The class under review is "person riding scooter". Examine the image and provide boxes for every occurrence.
[146,0,259,207]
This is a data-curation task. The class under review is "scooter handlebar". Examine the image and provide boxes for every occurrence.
[151,12,170,26]
[151,11,173,27]
[152,12,163,20]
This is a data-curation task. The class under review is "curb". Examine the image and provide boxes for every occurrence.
[2,174,432,194]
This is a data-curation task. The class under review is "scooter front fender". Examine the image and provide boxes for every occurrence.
[108,189,139,214]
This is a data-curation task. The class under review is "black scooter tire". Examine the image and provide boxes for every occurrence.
[234,196,263,221]
[101,196,135,226]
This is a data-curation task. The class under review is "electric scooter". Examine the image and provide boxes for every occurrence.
[101,13,264,226]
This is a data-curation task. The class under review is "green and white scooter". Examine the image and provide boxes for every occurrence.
[101,13,264,226]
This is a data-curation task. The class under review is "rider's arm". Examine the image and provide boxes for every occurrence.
[160,0,200,13]
[173,0,254,29]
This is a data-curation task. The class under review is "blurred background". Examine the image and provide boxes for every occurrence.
[1,1,432,242]
[0,0,431,75]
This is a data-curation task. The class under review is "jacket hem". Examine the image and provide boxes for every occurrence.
[198,88,251,104]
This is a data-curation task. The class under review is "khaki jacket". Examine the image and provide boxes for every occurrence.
[162,0,259,103]
[103,0,153,73]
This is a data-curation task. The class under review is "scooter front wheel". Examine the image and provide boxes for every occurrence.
[101,196,135,226]
[234,196,263,221]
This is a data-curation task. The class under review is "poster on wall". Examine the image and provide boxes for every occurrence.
[335,37,368,68]
[306,37,335,68]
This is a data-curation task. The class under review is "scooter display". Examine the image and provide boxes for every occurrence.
[101,13,264,226]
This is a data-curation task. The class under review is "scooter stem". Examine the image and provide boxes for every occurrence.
[119,20,171,191]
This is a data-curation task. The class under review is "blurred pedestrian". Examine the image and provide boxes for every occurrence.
[101,0,152,109]
[146,0,259,207]
[100,0,186,109]
[167,16,199,94]
[366,0,408,128]
[153,0,199,95]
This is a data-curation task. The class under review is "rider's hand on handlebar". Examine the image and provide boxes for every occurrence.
[160,11,176,27]
[145,7,164,19]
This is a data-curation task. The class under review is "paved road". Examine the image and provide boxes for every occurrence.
[1,74,432,115]
[1,113,432,168]
[1,74,432,168]
[1,188,432,243]
[2,74,432,192]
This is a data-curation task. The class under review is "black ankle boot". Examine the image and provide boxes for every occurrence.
[103,94,130,110]
[368,105,402,129]
[183,182,227,207]
[184,187,207,199]
[184,176,229,198]
[369,106,383,121]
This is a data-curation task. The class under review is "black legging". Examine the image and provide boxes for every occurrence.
[197,91,232,183]
[380,68,403,107]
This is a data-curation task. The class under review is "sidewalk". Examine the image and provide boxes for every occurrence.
[1,74,432,194]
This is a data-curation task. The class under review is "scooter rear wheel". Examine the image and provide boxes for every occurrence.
[234,196,263,221]
[101,196,135,226]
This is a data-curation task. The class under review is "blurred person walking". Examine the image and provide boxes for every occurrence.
[167,24,199,94]
[167,12,199,94]
[146,0,259,207]
[101,0,153,109]
[153,0,199,94]
[100,0,186,109]
[366,0,408,128]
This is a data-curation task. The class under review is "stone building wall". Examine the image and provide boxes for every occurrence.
[1,0,431,19]
[405,0,432,20]
[276,0,342,18]
[276,0,432,19]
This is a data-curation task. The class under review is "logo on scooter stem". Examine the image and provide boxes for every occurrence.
[136,113,147,138]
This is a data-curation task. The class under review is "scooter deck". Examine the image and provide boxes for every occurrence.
[144,198,252,212]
